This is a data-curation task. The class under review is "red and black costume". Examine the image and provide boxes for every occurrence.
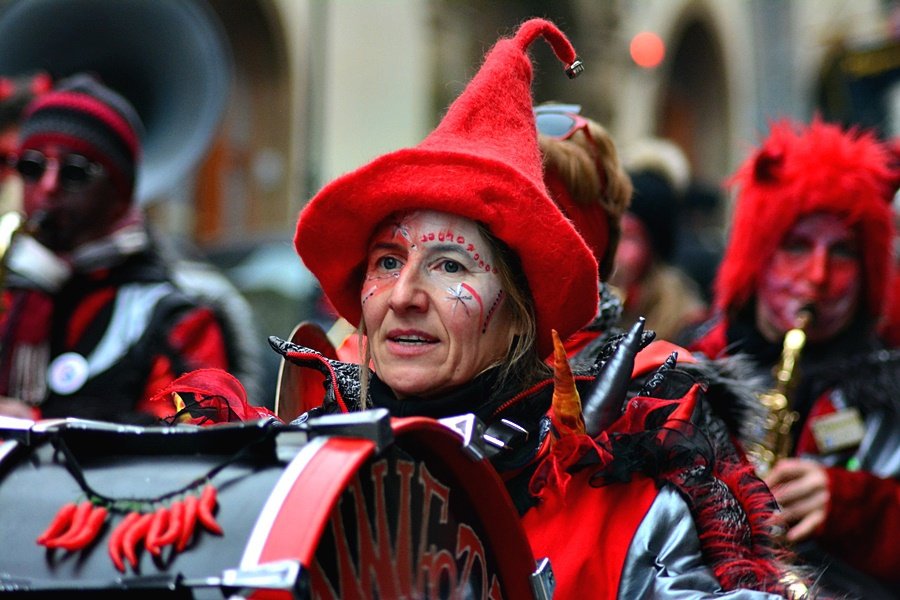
[0,222,230,423]
[688,120,900,597]
[272,327,800,599]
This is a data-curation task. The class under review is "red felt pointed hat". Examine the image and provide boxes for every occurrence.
[295,19,598,356]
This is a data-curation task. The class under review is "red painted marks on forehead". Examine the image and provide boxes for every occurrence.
[418,228,499,274]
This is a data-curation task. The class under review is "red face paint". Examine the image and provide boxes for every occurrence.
[756,213,861,342]
[611,212,653,290]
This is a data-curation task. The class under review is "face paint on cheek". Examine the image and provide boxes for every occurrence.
[482,290,506,334]
[814,262,861,331]
[361,272,399,305]
[362,285,377,305]
[446,283,475,316]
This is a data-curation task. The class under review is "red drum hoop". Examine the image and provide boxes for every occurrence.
[0,412,540,599]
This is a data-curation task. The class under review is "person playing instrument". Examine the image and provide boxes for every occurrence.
[0,74,237,423]
[277,19,805,598]
[687,119,900,598]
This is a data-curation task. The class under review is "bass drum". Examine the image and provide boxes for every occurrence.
[0,411,542,599]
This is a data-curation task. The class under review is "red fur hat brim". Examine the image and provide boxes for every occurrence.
[295,147,599,357]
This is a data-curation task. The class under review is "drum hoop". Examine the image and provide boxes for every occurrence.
[241,435,378,568]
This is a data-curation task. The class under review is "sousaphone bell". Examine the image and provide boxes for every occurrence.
[0,0,233,204]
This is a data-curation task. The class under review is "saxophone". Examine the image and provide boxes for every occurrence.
[746,309,813,478]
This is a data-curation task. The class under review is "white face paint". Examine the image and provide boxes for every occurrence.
[361,210,513,399]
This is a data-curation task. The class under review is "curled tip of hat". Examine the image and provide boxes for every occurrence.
[514,18,583,78]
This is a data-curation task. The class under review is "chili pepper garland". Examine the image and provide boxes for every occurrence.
[37,485,223,572]
[32,426,269,572]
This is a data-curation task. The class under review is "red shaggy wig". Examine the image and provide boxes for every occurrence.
[714,118,895,319]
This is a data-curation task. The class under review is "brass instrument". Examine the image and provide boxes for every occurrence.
[0,211,25,304]
[746,309,813,478]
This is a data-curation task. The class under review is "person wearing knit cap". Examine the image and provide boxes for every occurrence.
[0,74,240,424]
[688,119,900,598]
[609,137,707,342]
[274,19,803,598]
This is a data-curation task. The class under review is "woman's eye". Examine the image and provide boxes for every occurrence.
[378,256,401,270]
[439,259,463,274]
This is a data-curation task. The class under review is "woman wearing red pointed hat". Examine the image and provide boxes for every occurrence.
[279,19,803,598]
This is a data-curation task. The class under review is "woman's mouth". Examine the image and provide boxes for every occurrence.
[387,331,438,345]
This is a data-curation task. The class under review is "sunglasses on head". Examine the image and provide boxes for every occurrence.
[535,103,609,192]
[535,104,591,140]
[15,149,105,189]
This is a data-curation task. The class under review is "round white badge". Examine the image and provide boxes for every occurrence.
[47,352,90,395]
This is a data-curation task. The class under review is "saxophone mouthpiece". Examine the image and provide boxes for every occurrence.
[795,306,816,329]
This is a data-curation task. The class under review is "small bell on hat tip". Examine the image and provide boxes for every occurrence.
[513,18,582,75]
[565,59,584,79]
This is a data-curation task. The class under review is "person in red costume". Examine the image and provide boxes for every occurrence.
[610,138,707,343]
[687,119,899,598]
[0,74,234,424]
[275,19,808,598]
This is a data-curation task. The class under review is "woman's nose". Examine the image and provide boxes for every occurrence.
[388,266,429,313]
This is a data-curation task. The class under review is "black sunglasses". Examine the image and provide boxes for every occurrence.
[15,150,105,189]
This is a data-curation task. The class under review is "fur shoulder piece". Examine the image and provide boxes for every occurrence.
[678,353,769,448]
[596,383,802,595]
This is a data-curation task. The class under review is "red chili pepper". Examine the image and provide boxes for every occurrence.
[36,502,77,546]
[46,500,93,548]
[197,484,223,535]
[122,512,154,569]
[109,512,141,573]
[154,500,183,552]
[144,506,169,556]
[57,505,108,552]
[176,494,199,551]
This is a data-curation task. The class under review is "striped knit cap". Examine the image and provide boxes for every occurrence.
[18,74,143,199]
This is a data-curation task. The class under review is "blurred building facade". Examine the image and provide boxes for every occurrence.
[1,0,896,341]
[185,0,899,240]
